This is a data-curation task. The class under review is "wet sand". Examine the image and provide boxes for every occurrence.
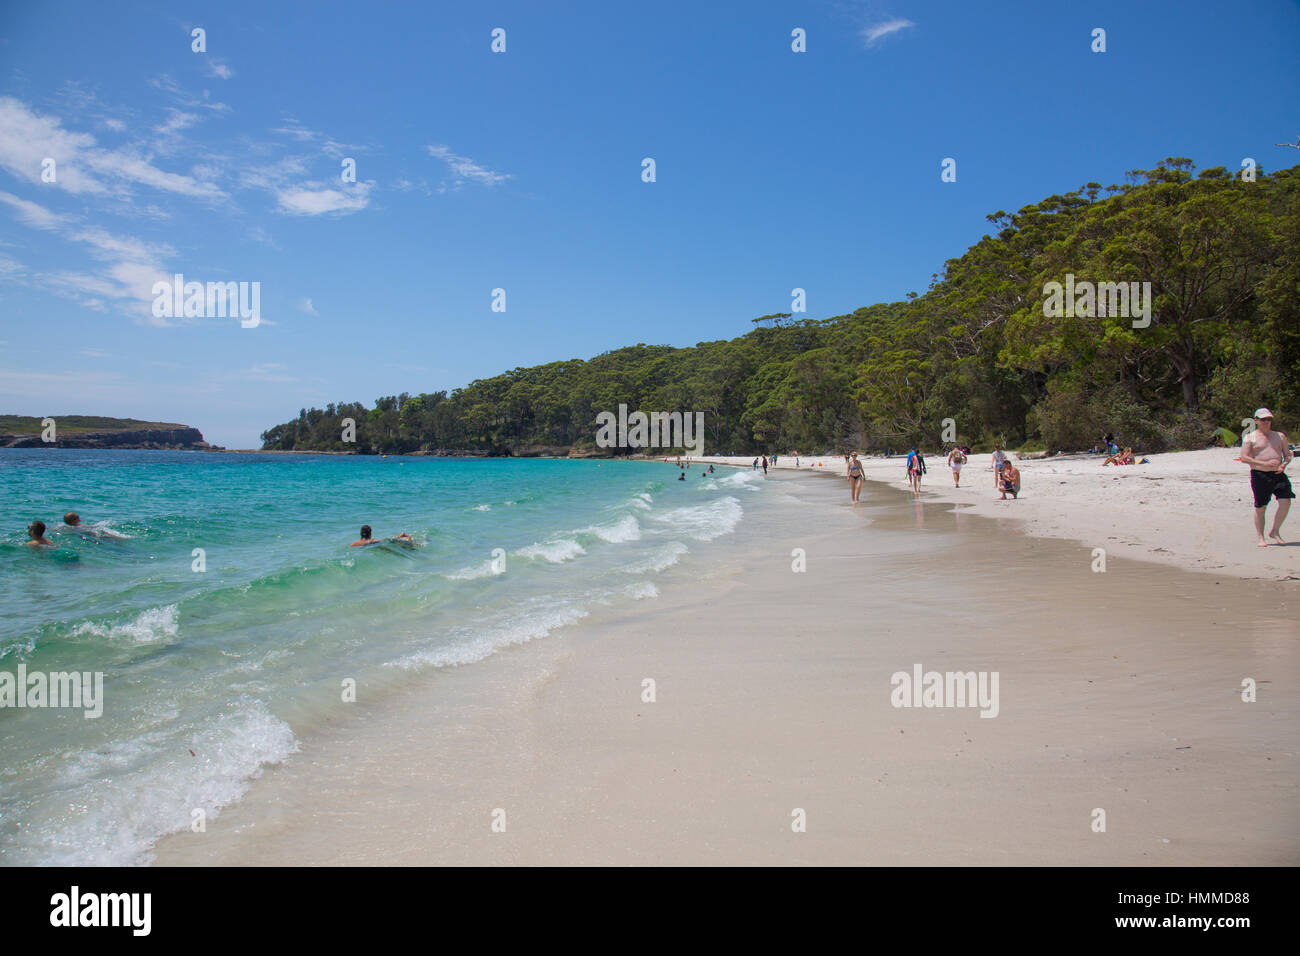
[153,470,1298,865]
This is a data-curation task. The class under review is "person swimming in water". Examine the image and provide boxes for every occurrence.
[57,512,127,540]
[351,525,416,548]
[57,512,93,538]
[350,525,379,547]
[26,520,54,549]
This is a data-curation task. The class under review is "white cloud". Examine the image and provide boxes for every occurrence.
[299,298,318,315]
[862,18,915,47]
[0,191,69,231]
[275,181,372,216]
[154,110,199,135]
[0,97,226,200]
[427,144,512,188]
[271,119,318,142]
[148,75,231,113]
[205,60,234,80]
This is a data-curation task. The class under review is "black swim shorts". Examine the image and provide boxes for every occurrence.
[1250,469,1295,509]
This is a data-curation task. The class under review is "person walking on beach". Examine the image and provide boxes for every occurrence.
[1240,408,1293,546]
[947,446,966,487]
[907,448,925,493]
[847,452,865,502]
[991,444,1006,490]
[761,455,768,475]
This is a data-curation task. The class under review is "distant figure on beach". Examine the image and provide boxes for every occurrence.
[752,458,759,470]
[708,464,715,474]
[947,447,966,487]
[26,521,54,549]
[847,452,865,502]
[761,456,768,475]
[678,471,685,481]
[907,448,925,493]
[1102,447,1135,466]
[350,525,378,547]
[1240,408,1293,547]
[991,444,1006,489]
[999,461,1020,499]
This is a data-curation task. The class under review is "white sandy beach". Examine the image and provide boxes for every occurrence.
[701,449,1299,582]
[153,464,1298,866]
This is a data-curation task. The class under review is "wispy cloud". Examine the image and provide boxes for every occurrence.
[0,96,225,200]
[0,191,181,324]
[299,297,318,315]
[205,59,234,81]
[148,75,231,113]
[427,144,512,189]
[862,17,915,47]
[0,191,70,231]
[275,181,372,215]
[237,362,297,383]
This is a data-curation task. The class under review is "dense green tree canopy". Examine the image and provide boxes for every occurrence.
[262,160,1299,455]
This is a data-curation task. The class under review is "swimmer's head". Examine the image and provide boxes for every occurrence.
[359,525,372,540]
[64,512,80,526]
[29,520,46,539]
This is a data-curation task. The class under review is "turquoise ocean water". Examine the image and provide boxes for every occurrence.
[0,450,765,865]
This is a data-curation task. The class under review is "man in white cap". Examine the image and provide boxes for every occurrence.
[1240,408,1293,546]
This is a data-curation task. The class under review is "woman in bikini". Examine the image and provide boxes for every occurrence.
[847,452,865,502]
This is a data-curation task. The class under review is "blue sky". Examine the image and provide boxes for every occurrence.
[1,0,1297,448]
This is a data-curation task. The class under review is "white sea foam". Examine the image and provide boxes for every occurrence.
[650,496,744,541]
[580,514,642,543]
[617,541,689,574]
[624,581,659,600]
[24,698,297,866]
[472,504,491,512]
[514,538,586,563]
[71,604,180,644]
[716,470,761,490]
[386,602,588,671]
[446,557,506,580]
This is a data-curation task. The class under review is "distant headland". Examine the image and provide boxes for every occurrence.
[0,415,218,450]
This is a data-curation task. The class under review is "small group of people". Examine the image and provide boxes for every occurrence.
[24,512,121,548]
[840,444,1021,501]
[905,447,927,493]
[675,461,715,481]
[750,456,769,474]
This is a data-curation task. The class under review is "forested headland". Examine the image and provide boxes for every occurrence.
[260,159,1299,456]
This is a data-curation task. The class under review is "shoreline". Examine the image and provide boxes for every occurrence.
[692,451,1299,583]
[153,467,1298,866]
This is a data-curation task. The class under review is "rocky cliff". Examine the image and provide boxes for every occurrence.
[0,423,214,450]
